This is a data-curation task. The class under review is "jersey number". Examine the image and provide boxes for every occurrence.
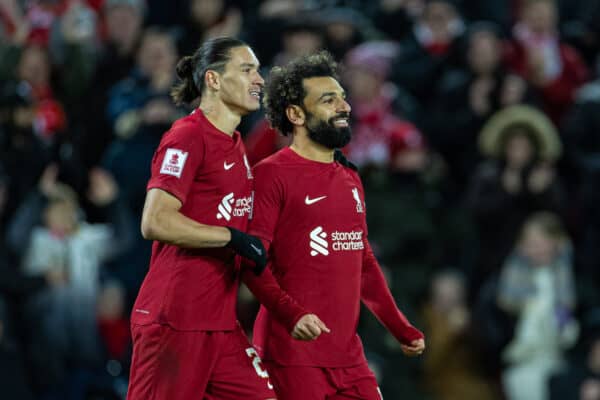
[246,347,273,389]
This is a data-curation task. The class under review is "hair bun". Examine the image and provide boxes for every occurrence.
[175,56,195,80]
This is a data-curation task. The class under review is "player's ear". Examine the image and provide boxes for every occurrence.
[204,70,220,91]
[286,105,305,127]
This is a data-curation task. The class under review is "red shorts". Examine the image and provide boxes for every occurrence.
[265,361,383,400]
[127,323,276,400]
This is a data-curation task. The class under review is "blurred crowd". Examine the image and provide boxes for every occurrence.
[1,0,600,399]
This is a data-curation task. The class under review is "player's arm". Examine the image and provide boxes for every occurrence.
[141,188,266,266]
[241,242,330,340]
[361,240,425,356]
[143,126,231,248]
[243,163,329,340]
[142,125,265,266]
[141,188,230,247]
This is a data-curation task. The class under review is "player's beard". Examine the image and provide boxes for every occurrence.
[305,112,352,149]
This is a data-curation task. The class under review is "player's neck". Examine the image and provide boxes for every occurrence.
[289,130,334,163]
[198,99,241,136]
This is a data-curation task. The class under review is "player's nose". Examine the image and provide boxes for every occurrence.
[338,98,351,113]
[254,70,265,87]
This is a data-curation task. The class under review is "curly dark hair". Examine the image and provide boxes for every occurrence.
[263,51,340,136]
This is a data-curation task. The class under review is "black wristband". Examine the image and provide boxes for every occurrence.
[226,227,244,249]
[225,227,267,275]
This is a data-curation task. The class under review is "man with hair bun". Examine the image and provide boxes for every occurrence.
[126,36,276,400]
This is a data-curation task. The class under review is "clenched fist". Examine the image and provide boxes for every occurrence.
[401,338,425,357]
[292,314,330,340]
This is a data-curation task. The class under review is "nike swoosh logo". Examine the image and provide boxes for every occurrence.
[250,243,262,255]
[224,161,235,170]
[305,195,327,205]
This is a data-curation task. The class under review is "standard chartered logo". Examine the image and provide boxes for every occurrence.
[217,193,235,221]
[309,226,329,256]
[217,193,253,221]
[309,226,364,256]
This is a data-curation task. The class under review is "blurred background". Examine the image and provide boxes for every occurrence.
[1,0,600,399]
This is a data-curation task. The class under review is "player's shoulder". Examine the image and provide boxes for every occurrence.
[161,113,205,145]
[345,165,361,180]
[335,157,363,188]
[334,150,361,181]
[339,162,360,178]
[170,112,200,134]
[344,166,363,188]
[253,148,290,174]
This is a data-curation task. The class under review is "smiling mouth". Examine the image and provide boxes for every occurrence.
[249,90,261,99]
[333,117,349,127]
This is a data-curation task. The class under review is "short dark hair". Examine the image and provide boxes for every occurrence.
[171,36,248,106]
[263,51,339,136]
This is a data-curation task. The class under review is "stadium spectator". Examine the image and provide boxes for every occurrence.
[78,0,145,168]
[342,40,422,170]
[431,22,536,185]
[505,0,589,124]
[391,0,465,106]
[498,212,579,400]
[466,105,565,288]
[422,269,501,400]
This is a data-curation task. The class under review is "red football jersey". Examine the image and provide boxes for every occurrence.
[131,110,254,331]
[248,147,423,367]
[249,147,368,366]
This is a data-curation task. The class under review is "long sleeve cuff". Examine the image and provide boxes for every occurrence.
[242,266,309,332]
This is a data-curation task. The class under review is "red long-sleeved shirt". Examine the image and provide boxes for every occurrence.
[243,147,423,367]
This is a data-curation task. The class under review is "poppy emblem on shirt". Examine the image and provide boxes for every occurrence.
[160,148,188,178]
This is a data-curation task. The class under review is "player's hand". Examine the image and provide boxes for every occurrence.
[291,314,330,340]
[226,227,267,275]
[400,338,425,357]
